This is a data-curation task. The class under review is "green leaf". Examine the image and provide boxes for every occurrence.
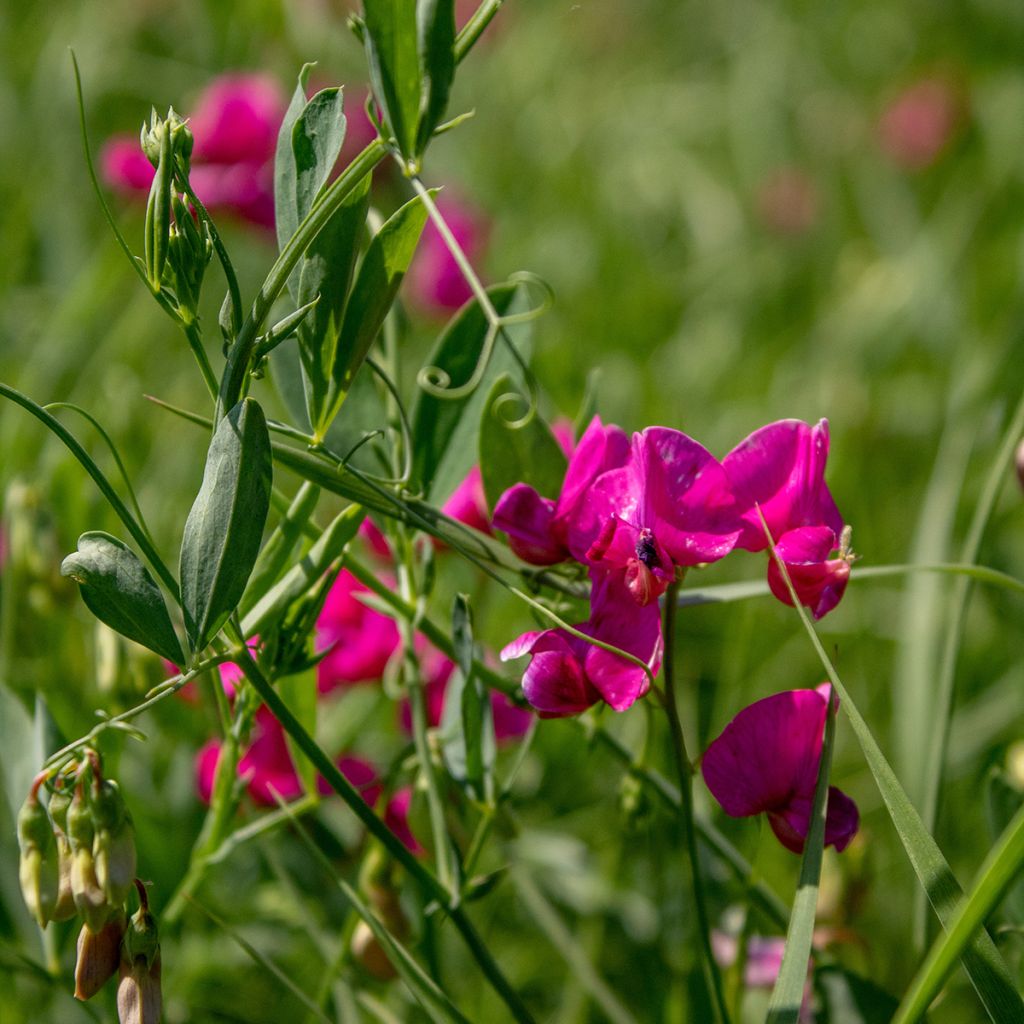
[363,0,421,161]
[416,0,456,154]
[410,283,534,504]
[240,503,364,639]
[180,399,272,652]
[317,190,431,435]
[894,799,1024,1024]
[240,481,321,617]
[61,532,183,664]
[479,373,568,513]
[766,691,836,1024]
[440,594,494,802]
[279,666,318,796]
[817,966,898,1023]
[296,171,371,428]
[292,87,348,222]
[274,64,315,262]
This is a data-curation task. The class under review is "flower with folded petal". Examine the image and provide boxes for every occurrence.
[501,570,663,716]
[767,526,853,620]
[102,73,286,229]
[492,415,630,566]
[316,569,400,693]
[702,685,859,855]
[585,427,740,604]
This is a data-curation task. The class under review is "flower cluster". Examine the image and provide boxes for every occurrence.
[499,416,853,718]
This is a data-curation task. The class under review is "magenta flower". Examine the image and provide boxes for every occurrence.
[712,932,814,1022]
[501,570,663,716]
[196,704,380,807]
[702,685,859,855]
[492,415,630,566]
[384,787,424,856]
[879,78,960,171]
[406,194,487,312]
[585,427,740,605]
[316,569,399,693]
[767,526,852,620]
[441,465,493,536]
[101,72,286,230]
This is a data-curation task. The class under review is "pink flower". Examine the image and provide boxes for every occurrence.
[196,704,380,807]
[879,78,960,171]
[406,195,487,312]
[586,427,740,605]
[501,570,663,716]
[492,416,630,565]
[756,167,820,237]
[316,570,399,693]
[101,72,286,229]
[441,465,493,535]
[767,526,852,620]
[702,685,859,855]
[384,787,425,856]
[712,932,814,1021]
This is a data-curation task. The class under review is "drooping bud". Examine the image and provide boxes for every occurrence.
[68,782,109,931]
[74,912,127,1001]
[92,779,137,910]
[49,783,77,922]
[117,885,162,1024]
[17,789,59,928]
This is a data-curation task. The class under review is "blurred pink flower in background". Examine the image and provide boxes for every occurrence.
[316,569,400,693]
[712,932,815,1021]
[102,72,286,229]
[878,78,960,171]
[756,167,820,237]
[441,465,493,535]
[407,195,488,313]
[384,787,425,855]
[702,685,859,855]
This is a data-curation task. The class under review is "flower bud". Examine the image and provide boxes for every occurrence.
[93,783,137,909]
[140,108,193,171]
[117,952,163,1024]
[17,793,59,928]
[351,920,397,981]
[69,785,109,931]
[165,193,212,321]
[48,784,77,922]
[75,912,127,1001]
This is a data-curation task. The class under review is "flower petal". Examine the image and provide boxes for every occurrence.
[767,526,851,619]
[492,483,562,564]
[521,649,600,717]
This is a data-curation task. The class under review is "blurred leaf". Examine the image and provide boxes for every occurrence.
[292,87,348,220]
[817,966,898,1023]
[61,531,183,663]
[318,191,431,434]
[411,283,534,504]
[363,0,420,160]
[478,373,568,512]
[279,666,318,796]
[180,399,272,652]
[240,503,364,639]
[297,171,370,428]
[416,0,456,154]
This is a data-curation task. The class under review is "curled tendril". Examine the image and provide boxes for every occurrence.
[366,356,414,485]
[491,387,534,430]
[416,319,501,401]
[495,271,554,325]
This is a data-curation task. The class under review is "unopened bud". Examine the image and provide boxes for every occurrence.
[69,785,109,931]
[140,108,192,171]
[92,779,137,908]
[351,920,397,981]
[117,951,163,1024]
[75,912,127,1001]
[17,793,59,928]
[52,833,77,922]
[1016,438,1024,492]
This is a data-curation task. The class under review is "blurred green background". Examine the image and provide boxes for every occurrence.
[3,0,1024,1021]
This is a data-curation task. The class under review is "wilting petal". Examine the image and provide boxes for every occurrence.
[492,483,561,564]
[441,465,493,535]
[767,526,851,619]
[724,419,843,551]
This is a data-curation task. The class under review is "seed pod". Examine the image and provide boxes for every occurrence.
[75,912,127,1001]
[16,794,59,928]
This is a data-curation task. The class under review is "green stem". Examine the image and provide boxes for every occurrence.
[454,0,504,62]
[183,321,219,401]
[661,581,730,1024]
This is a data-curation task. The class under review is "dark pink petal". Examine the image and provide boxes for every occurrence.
[767,526,851,620]
[195,741,222,804]
[441,465,493,535]
[492,483,562,564]
[407,196,486,312]
[189,73,286,165]
[521,648,601,718]
[491,691,534,740]
[724,419,843,551]
[768,785,860,854]
[702,688,829,817]
[101,138,156,192]
[188,161,276,229]
[879,78,959,171]
[551,418,576,458]
[385,788,425,855]
[557,417,630,537]
[318,755,381,806]
[358,517,392,560]
[500,629,549,662]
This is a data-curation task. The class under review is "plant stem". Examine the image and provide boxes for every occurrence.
[183,321,219,401]
[660,581,730,1024]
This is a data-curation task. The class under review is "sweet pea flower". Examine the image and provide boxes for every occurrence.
[493,415,630,566]
[585,427,740,605]
[702,685,859,855]
[767,525,853,620]
[384,787,425,856]
[501,570,663,716]
[712,932,814,1022]
[196,704,380,807]
[407,194,487,312]
[441,465,493,536]
[879,78,960,171]
[102,73,286,229]
[316,569,399,693]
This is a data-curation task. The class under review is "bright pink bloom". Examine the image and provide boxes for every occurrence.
[358,517,392,560]
[879,78,959,171]
[501,570,663,716]
[702,685,859,855]
[316,569,399,693]
[586,427,740,604]
[441,465,493,535]
[723,419,843,552]
[767,526,852,620]
[492,415,630,565]
[407,195,487,312]
[196,704,380,807]
[756,167,820,237]
[101,73,286,229]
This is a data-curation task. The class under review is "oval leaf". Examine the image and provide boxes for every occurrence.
[61,531,183,664]
[416,0,456,155]
[181,399,272,652]
[363,0,420,161]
